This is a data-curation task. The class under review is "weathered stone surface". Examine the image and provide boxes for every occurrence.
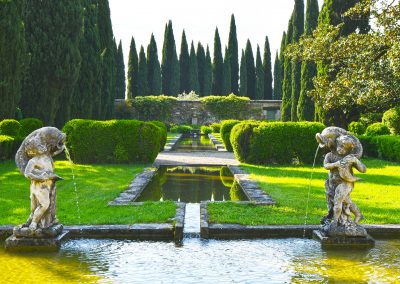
[313,230,375,248]
[13,224,63,238]
[5,231,69,252]
[174,203,185,244]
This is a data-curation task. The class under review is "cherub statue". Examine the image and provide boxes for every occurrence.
[15,127,66,233]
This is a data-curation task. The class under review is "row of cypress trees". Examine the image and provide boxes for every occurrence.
[126,15,274,100]
[277,0,369,123]
[0,0,118,126]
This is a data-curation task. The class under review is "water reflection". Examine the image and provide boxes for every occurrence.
[137,166,248,202]
[173,135,216,152]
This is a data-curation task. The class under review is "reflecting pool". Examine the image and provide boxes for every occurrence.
[1,238,399,283]
[173,135,215,151]
[136,166,248,202]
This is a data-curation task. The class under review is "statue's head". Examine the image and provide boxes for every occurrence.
[336,135,356,156]
[15,127,66,174]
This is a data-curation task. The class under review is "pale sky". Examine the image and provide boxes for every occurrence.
[109,0,324,68]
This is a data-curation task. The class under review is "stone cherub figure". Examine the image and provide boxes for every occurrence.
[316,127,368,237]
[14,127,66,237]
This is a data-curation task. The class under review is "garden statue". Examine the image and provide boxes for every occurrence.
[315,127,371,240]
[9,127,66,244]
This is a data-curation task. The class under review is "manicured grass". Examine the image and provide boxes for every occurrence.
[0,160,177,225]
[208,159,400,225]
[167,132,179,143]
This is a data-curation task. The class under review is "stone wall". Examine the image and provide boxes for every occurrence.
[115,99,282,125]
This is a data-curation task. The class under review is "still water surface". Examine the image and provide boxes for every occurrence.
[1,238,399,283]
[173,135,215,152]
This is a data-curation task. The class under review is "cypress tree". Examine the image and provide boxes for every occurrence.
[115,40,126,99]
[298,0,319,121]
[0,0,26,120]
[203,46,212,97]
[255,46,264,100]
[278,32,286,100]
[223,47,232,96]
[263,36,273,100]
[146,34,161,96]
[273,51,282,100]
[137,46,148,97]
[127,37,138,99]
[244,40,256,100]
[97,0,116,120]
[196,42,206,97]
[21,0,82,126]
[162,20,180,96]
[179,30,190,93]
[73,0,101,119]
[291,0,305,121]
[281,16,294,121]
[239,50,247,97]
[212,28,224,96]
[188,42,200,94]
[227,14,239,95]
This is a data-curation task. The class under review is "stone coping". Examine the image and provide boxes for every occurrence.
[0,203,186,243]
[163,134,182,152]
[208,134,227,152]
[200,202,400,239]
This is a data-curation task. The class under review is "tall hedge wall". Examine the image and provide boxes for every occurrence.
[230,121,325,164]
[359,135,400,162]
[63,119,161,164]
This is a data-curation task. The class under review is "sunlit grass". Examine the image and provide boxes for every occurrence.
[0,160,176,225]
[166,132,179,143]
[208,159,400,225]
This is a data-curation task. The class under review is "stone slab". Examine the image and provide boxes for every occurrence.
[5,231,69,252]
[313,230,375,248]
[173,203,185,245]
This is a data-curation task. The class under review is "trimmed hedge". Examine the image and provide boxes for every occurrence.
[132,95,177,121]
[220,120,241,152]
[0,135,14,161]
[359,135,400,162]
[210,122,221,133]
[0,119,20,137]
[348,121,366,135]
[149,121,167,151]
[19,118,43,137]
[201,94,250,120]
[365,122,390,136]
[231,121,325,164]
[382,107,400,135]
[170,125,192,134]
[62,119,161,164]
[201,125,212,135]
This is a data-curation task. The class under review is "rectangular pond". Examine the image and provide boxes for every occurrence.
[172,135,216,152]
[136,166,248,203]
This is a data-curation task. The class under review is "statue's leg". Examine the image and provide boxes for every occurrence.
[332,184,351,225]
[347,196,364,223]
[322,179,334,222]
[24,190,37,227]
[29,184,50,230]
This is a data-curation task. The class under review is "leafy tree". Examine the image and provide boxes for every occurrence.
[212,28,224,95]
[227,14,239,95]
[179,30,190,93]
[273,52,281,100]
[0,0,26,120]
[196,42,206,97]
[297,0,319,121]
[162,20,180,96]
[116,40,126,99]
[21,0,82,126]
[263,36,273,99]
[127,37,138,99]
[223,47,232,96]
[203,46,212,97]
[255,46,264,100]
[147,33,161,95]
[239,50,247,97]
[189,42,200,94]
[281,16,294,121]
[137,46,148,97]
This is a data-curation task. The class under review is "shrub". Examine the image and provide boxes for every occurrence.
[382,107,400,135]
[62,119,160,164]
[359,112,382,126]
[0,119,21,137]
[170,125,192,134]
[19,118,43,137]
[132,95,177,121]
[201,125,212,135]
[365,122,390,136]
[177,91,200,100]
[149,121,167,151]
[359,135,400,162]
[348,121,366,135]
[220,120,241,152]
[210,122,221,133]
[231,121,325,164]
[0,135,14,160]
[202,94,250,120]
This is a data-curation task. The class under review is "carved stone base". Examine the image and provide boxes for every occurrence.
[13,224,63,238]
[313,230,375,248]
[322,222,368,238]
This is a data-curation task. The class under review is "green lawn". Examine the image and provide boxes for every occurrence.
[0,160,176,225]
[208,159,400,225]
[167,132,179,143]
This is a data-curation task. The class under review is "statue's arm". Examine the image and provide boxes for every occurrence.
[354,157,367,173]
[323,153,339,170]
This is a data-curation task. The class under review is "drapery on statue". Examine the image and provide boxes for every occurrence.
[14,127,66,237]
[316,127,368,237]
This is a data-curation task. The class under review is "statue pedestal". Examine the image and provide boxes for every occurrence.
[313,230,375,248]
[5,224,69,252]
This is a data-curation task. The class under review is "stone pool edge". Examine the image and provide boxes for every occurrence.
[200,202,400,240]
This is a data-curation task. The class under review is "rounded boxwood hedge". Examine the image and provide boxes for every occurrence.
[220,120,240,152]
[348,121,366,135]
[0,119,21,137]
[210,122,221,133]
[0,135,14,160]
[19,118,43,137]
[230,121,325,164]
[359,135,400,162]
[149,120,167,151]
[382,107,400,135]
[365,122,390,136]
[201,125,212,135]
[170,125,192,134]
[62,119,161,164]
